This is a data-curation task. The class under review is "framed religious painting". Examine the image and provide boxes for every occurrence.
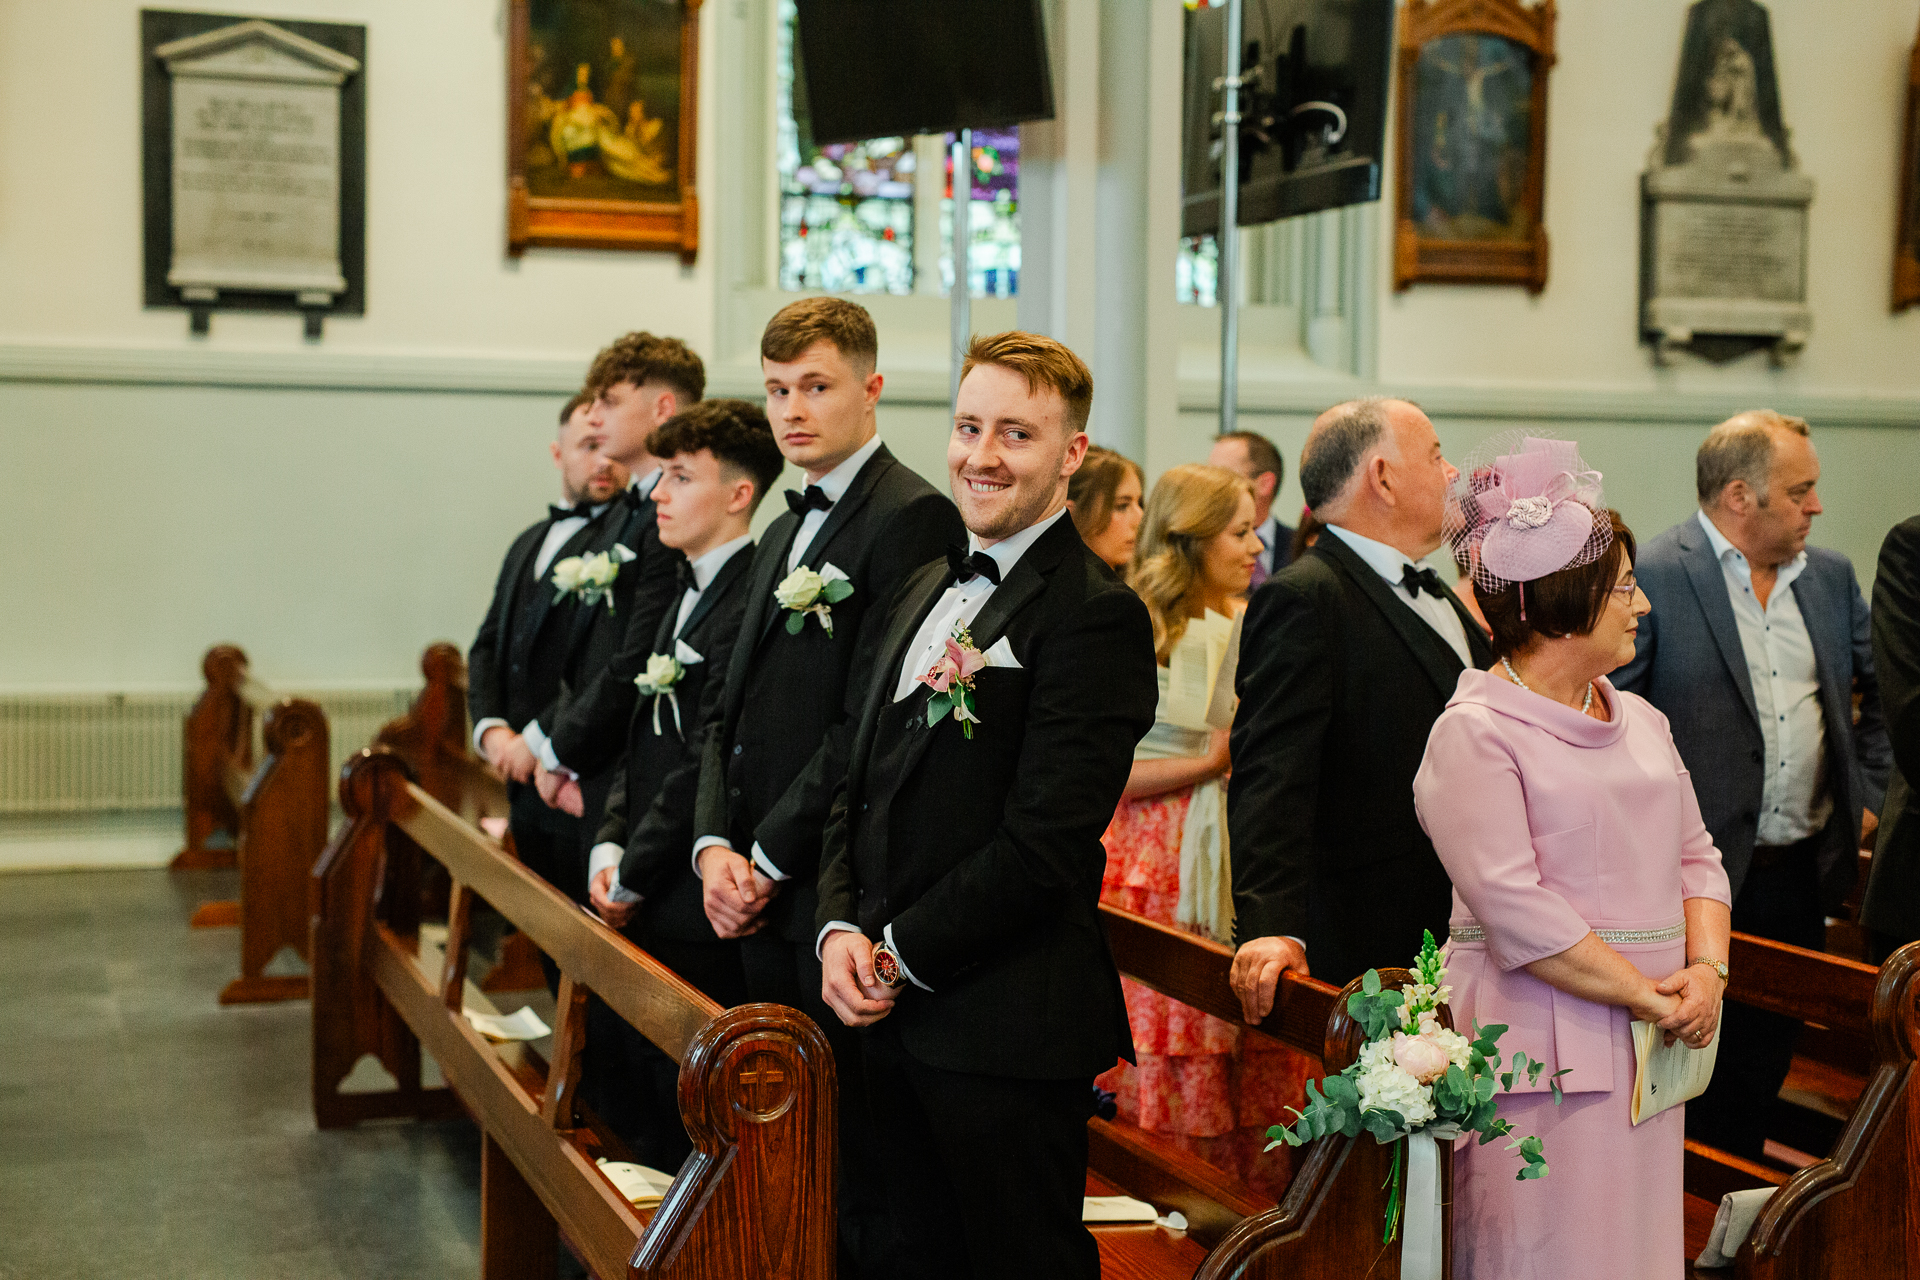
[507,0,700,260]
[1895,17,1920,312]
[1393,0,1555,293]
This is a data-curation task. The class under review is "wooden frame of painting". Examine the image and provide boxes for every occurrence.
[1393,0,1555,293]
[1895,18,1920,312]
[506,0,700,260]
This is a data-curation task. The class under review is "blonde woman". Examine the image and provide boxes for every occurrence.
[1095,463,1311,1195]
[1067,445,1147,571]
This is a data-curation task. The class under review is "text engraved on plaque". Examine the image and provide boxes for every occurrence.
[1656,201,1803,303]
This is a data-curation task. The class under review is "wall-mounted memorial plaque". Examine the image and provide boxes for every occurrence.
[141,11,366,337]
[1894,16,1920,313]
[1640,0,1811,365]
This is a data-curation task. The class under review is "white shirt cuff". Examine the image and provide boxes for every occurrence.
[691,834,733,877]
[816,920,862,960]
[588,842,641,905]
[749,841,790,882]
[520,720,570,777]
[472,718,510,757]
[882,922,933,991]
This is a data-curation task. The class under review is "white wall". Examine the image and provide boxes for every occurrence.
[1,0,1917,694]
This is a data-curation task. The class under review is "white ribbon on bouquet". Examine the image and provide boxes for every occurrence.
[1400,1127,1457,1280]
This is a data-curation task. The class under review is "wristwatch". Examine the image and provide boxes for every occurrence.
[1690,956,1729,985]
[872,941,908,990]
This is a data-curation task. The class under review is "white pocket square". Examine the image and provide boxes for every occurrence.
[674,638,705,665]
[820,562,851,583]
[983,637,1021,668]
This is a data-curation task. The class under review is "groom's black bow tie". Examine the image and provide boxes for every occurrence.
[1401,564,1449,602]
[549,502,595,522]
[948,545,1002,586]
[786,485,833,517]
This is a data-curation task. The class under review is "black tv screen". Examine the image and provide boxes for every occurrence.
[794,0,1054,144]
[1182,0,1394,232]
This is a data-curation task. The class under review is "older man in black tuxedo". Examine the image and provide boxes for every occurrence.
[816,331,1157,1280]
[579,398,783,1168]
[1228,397,1492,1012]
[468,391,630,898]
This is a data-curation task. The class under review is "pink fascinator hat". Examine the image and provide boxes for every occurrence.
[1446,433,1610,607]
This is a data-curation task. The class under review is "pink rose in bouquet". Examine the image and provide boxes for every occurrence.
[1390,1031,1451,1085]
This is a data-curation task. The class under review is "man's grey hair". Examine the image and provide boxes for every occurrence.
[1697,409,1810,507]
[1299,397,1399,512]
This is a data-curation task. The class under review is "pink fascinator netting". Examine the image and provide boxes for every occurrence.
[1445,432,1611,596]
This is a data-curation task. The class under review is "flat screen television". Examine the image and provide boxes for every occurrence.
[794,0,1054,144]
[1181,0,1394,233]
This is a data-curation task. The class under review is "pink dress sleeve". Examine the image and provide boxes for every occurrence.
[1414,708,1594,972]
[1668,734,1733,906]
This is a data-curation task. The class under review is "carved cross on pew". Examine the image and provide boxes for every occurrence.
[737,1053,789,1118]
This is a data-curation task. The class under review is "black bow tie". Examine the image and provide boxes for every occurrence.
[947,545,1002,586]
[549,502,595,522]
[1401,565,1449,601]
[674,556,694,591]
[786,485,833,517]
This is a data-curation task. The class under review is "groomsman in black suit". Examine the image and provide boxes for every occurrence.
[816,331,1157,1280]
[469,391,632,897]
[1228,398,1492,1008]
[689,297,962,1272]
[578,399,782,1167]
[529,333,704,902]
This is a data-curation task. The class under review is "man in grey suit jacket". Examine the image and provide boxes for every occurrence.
[1616,410,1890,1159]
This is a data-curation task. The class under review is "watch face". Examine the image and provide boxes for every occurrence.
[873,946,903,988]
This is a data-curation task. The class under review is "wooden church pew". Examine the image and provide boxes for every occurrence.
[1682,935,1920,1279]
[311,746,837,1279]
[1095,904,1453,1279]
[176,643,331,1004]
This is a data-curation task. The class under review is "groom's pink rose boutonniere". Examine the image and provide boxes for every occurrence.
[918,626,1019,739]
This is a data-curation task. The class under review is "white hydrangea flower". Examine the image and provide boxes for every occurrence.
[1354,1040,1436,1129]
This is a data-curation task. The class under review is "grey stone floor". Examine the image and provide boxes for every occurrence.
[0,867,484,1280]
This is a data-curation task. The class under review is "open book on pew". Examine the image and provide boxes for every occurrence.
[1628,1006,1721,1125]
[595,1159,677,1209]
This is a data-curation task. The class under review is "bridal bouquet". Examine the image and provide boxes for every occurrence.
[1267,932,1562,1272]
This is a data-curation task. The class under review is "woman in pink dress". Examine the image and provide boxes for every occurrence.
[1096,464,1313,1196]
[1413,436,1732,1280]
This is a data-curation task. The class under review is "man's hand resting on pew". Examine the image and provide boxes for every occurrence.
[534,764,584,816]
[1230,936,1310,1025]
[480,727,538,785]
[698,846,776,938]
[820,930,899,1027]
[589,866,636,930]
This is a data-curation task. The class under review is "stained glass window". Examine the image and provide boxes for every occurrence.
[775,0,915,294]
[775,0,1019,297]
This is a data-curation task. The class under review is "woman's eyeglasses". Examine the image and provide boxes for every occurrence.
[1609,575,1638,598]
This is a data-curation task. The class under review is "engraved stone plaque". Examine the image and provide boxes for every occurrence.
[1640,0,1812,364]
[155,20,360,305]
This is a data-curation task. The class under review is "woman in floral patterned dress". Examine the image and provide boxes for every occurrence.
[1096,464,1315,1197]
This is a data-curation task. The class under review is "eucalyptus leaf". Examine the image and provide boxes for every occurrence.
[785,612,804,635]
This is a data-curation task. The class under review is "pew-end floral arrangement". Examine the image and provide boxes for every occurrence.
[1267,931,1564,1273]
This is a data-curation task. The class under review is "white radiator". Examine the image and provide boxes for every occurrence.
[0,687,415,815]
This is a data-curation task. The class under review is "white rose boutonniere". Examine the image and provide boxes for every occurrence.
[551,544,637,613]
[633,639,704,736]
[774,563,853,636]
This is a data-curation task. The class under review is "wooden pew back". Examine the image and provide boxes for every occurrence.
[312,747,837,1279]
[1098,905,1452,1279]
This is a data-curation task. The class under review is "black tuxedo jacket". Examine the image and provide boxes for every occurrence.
[691,443,964,944]
[815,516,1157,1080]
[1228,532,1494,986]
[468,507,621,735]
[546,485,684,778]
[597,543,756,943]
[1856,517,1920,941]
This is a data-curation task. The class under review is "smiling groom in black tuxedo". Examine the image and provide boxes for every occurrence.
[816,332,1158,1280]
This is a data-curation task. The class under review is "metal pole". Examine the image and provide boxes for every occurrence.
[1218,0,1243,435]
[950,128,973,407]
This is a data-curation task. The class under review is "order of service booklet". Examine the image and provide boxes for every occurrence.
[1628,1006,1721,1125]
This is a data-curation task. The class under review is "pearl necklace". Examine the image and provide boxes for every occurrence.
[1501,657,1593,714]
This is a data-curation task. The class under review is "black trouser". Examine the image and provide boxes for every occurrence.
[582,933,748,1170]
[507,782,586,993]
[860,1020,1099,1280]
[743,933,898,1279]
[1685,838,1827,1160]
